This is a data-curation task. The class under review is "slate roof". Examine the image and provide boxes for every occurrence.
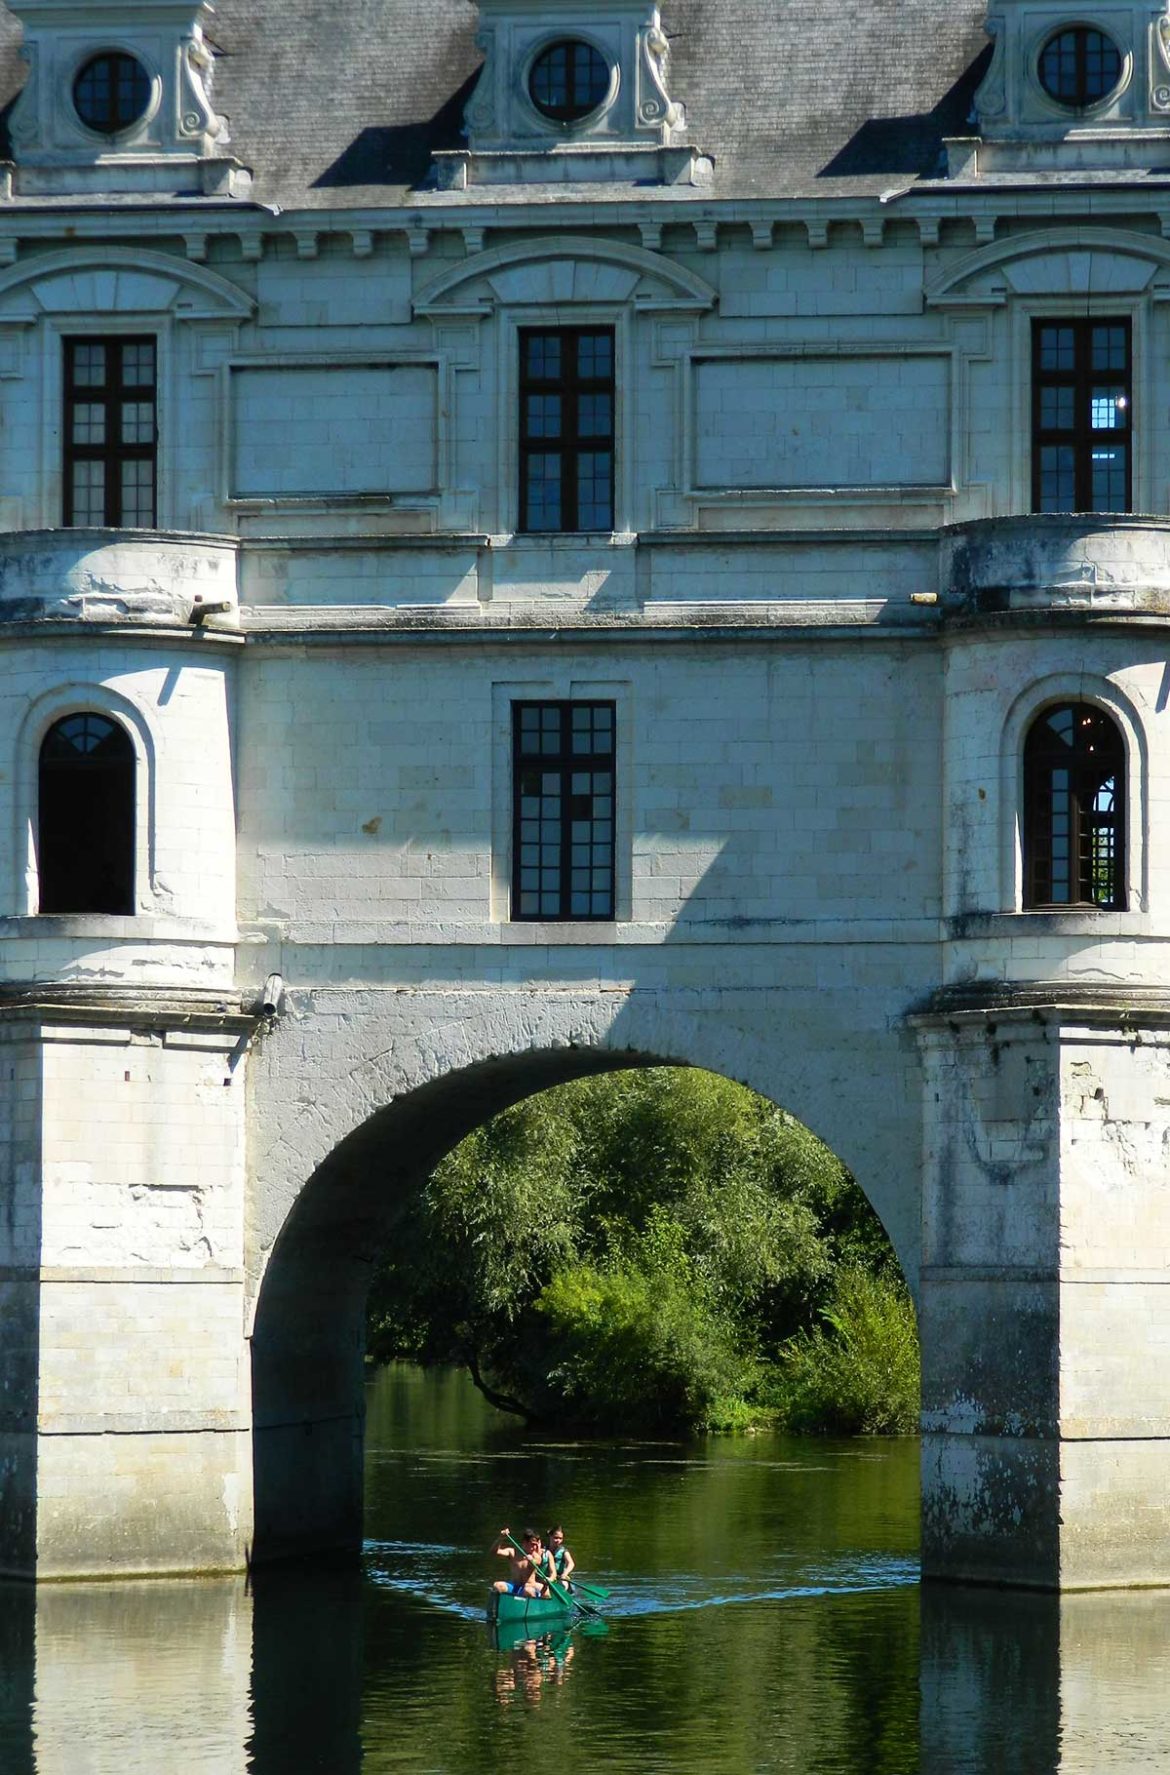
[0,0,992,210]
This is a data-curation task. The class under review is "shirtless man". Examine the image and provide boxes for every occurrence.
[491,1526,550,1597]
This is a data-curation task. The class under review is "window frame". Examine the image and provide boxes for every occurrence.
[527,38,613,124]
[72,50,154,137]
[1022,700,1127,911]
[1036,26,1123,111]
[511,698,617,922]
[15,687,157,921]
[36,710,137,916]
[63,332,159,528]
[1031,316,1132,515]
[518,324,617,535]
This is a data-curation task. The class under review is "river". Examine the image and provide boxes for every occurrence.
[2,1362,1170,1772]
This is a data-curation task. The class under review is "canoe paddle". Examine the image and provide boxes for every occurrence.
[503,1531,601,1619]
[567,1578,609,1601]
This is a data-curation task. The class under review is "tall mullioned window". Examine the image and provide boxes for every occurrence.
[1032,319,1131,514]
[1023,703,1125,910]
[64,337,157,527]
[513,701,615,920]
[38,713,136,915]
[519,328,615,532]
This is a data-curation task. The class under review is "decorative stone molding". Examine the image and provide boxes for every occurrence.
[925,225,1170,306]
[0,982,249,1029]
[942,514,1170,614]
[0,244,255,323]
[957,0,1170,174]
[3,0,252,198]
[0,529,240,629]
[413,233,717,317]
[435,0,710,188]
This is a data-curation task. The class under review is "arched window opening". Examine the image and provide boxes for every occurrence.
[1023,703,1125,909]
[38,713,135,914]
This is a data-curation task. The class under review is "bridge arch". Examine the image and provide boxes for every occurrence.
[246,986,923,1562]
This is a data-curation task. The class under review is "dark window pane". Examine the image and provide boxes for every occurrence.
[1024,703,1125,909]
[1039,327,1075,371]
[1033,319,1131,514]
[65,336,157,528]
[1040,386,1075,431]
[1091,446,1127,511]
[578,334,613,379]
[74,52,151,135]
[577,452,614,531]
[1038,28,1121,107]
[529,40,610,121]
[1039,445,1075,511]
[1092,326,1127,371]
[70,461,105,526]
[38,714,135,914]
[512,702,617,921]
[525,334,561,380]
[526,394,562,439]
[519,326,615,532]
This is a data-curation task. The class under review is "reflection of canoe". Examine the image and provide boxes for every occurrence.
[490,1618,575,1654]
[488,1589,575,1628]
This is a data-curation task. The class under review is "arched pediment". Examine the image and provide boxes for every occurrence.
[926,228,1170,307]
[414,234,717,317]
[0,247,255,323]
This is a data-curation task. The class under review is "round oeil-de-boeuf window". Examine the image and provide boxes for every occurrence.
[1037,26,1122,108]
[73,51,152,135]
[528,39,611,122]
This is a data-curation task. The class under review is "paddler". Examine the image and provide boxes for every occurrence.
[545,1524,576,1589]
[491,1526,550,1598]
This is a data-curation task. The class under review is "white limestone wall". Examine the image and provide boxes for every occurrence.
[3,221,1170,550]
[918,1011,1170,1589]
[0,222,1085,547]
[29,1016,251,1578]
[0,632,238,988]
[236,636,943,942]
[941,630,1170,985]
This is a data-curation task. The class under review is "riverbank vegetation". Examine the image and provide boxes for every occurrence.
[366,1068,919,1436]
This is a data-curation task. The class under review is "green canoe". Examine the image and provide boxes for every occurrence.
[489,1588,575,1628]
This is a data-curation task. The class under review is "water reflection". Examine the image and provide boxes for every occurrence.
[491,1627,577,1707]
[4,1578,252,1775]
[921,1584,1170,1773]
[1,1368,1170,1771]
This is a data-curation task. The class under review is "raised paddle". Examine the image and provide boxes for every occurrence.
[503,1531,601,1619]
[567,1578,609,1602]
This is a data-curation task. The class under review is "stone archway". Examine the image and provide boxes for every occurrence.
[246,980,922,1565]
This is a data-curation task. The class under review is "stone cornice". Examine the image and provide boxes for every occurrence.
[0,983,253,1030]
[909,981,1170,1024]
[2,184,1170,260]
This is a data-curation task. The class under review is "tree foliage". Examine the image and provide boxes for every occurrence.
[366,1067,919,1435]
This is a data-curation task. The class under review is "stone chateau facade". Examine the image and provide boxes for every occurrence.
[2,0,1170,1590]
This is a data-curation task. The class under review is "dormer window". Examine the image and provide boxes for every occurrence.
[1038,26,1122,109]
[441,1,703,189]
[2,0,247,200]
[73,52,152,138]
[528,40,612,123]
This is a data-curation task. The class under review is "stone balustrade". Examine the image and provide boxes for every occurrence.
[941,515,1170,616]
[0,529,240,630]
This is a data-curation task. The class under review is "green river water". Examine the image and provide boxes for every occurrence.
[3,1361,1170,1772]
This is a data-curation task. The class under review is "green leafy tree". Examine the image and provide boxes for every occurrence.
[366,1067,920,1434]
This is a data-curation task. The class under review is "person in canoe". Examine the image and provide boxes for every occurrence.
[545,1525,576,1590]
[491,1526,551,1598]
